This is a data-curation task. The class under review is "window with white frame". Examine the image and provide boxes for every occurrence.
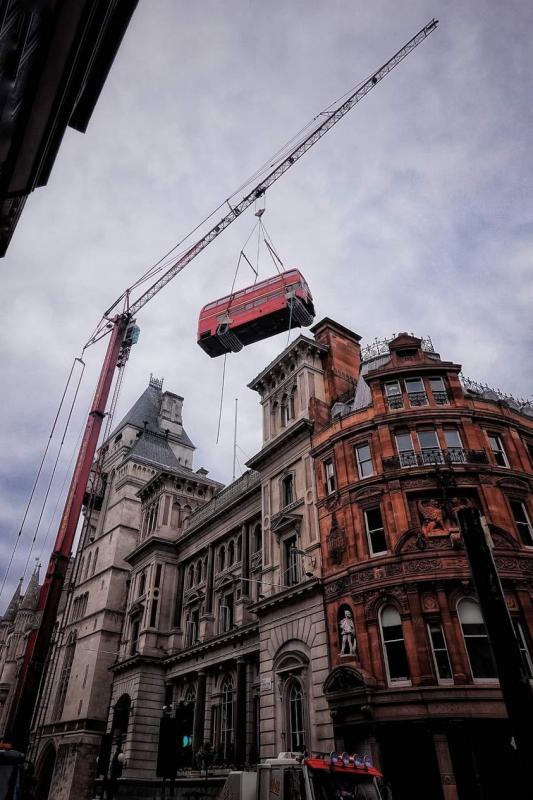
[221,676,234,760]
[287,678,305,752]
[457,598,497,680]
[324,459,336,494]
[427,622,453,682]
[428,376,449,404]
[364,507,387,556]
[404,377,428,406]
[509,500,533,547]
[355,443,374,478]
[417,429,443,465]
[385,381,403,409]
[487,432,509,467]
[284,536,300,587]
[513,619,533,679]
[395,431,415,467]
[380,605,410,684]
[444,427,465,463]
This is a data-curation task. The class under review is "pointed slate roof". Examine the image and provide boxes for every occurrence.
[21,564,41,610]
[127,430,181,471]
[110,381,194,449]
[3,578,23,622]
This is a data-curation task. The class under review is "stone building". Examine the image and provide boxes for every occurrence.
[310,331,533,800]
[0,565,41,731]
[28,377,214,800]
[102,324,351,796]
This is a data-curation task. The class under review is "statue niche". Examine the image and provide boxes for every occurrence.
[338,604,357,657]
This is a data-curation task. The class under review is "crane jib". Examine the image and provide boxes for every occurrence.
[123,18,438,320]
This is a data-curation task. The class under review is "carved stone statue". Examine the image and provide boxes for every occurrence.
[417,499,446,536]
[339,610,357,656]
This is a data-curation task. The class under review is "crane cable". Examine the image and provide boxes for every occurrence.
[20,359,86,585]
[0,355,85,605]
[86,69,377,342]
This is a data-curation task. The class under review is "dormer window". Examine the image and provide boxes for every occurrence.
[396,348,418,359]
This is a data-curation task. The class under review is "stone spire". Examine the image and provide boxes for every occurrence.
[3,577,23,622]
[21,562,41,611]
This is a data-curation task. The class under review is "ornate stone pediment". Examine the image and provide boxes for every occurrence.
[183,589,204,606]
[271,512,302,536]
[324,666,369,694]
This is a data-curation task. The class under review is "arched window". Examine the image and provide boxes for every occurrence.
[91,548,99,576]
[280,395,289,427]
[380,605,410,684]
[111,694,131,743]
[253,524,262,553]
[188,564,195,588]
[182,505,192,526]
[236,535,242,562]
[287,678,305,752]
[53,631,77,720]
[221,676,234,760]
[289,387,297,420]
[219,546,226,572]
[79,556,85,581]
[457,598,497,679]
[84,552,92,580]
[203,555,208,579]
[271,401,279,434]
[282,474,294,507]
[195,561,202,584]
[228,540,235,566]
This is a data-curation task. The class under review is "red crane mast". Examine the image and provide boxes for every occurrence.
[5,19,438,751]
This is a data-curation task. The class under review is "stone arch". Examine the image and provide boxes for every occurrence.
[265,618,315,659]
[365,591,406,623]
[323,665,367,695]
[111,693,131,743]
[35,742,56,800]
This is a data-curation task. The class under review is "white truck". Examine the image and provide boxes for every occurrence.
[218,752,385,800]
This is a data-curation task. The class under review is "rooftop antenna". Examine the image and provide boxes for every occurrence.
[232,398,238,482]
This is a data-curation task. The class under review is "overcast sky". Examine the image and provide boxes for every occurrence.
[0,0,531,612]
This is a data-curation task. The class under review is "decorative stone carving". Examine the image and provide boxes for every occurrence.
[421,592,438,612]
[328,523,346,565]
[351,486,383,501]
[339,609,357,656]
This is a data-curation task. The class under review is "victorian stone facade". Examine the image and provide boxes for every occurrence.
[28,377,214,800]
[311,331,533,800]
[24,320,533,800]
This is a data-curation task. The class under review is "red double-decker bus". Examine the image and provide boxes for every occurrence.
[197,268,315,357]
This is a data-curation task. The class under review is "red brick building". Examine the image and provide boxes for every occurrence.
[310,322,533,800]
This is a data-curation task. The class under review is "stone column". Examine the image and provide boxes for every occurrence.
[241,524,250,598]
[234,658,247,766]
[433,731,458,800]
[192,670,207,753]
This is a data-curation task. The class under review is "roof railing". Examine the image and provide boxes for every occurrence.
[361,335,434,362]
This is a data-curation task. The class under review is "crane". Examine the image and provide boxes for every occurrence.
[5,18,438,751]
